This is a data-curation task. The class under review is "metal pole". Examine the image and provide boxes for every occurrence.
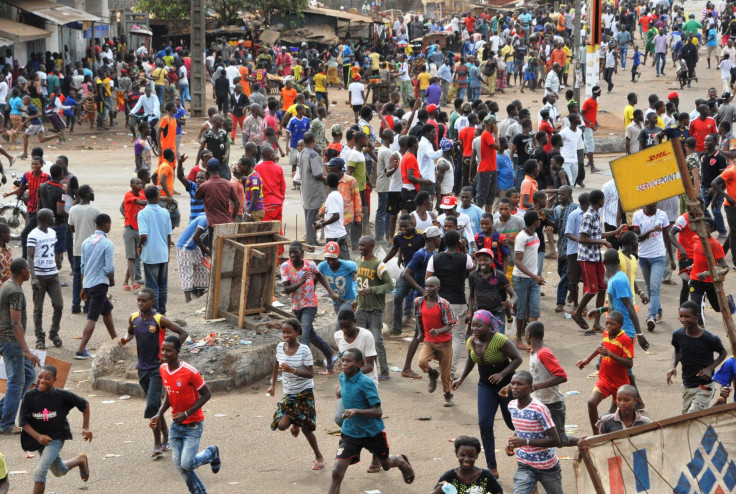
[573,0,582,103]
[190,0,206,117]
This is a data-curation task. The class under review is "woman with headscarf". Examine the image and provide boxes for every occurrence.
[451,310,523,479]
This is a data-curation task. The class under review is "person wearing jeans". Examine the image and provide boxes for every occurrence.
[280,241,339,371]
[632,204,672,329]
[137,186,172,315]
[152,334,221,494]
[0,258,41,433]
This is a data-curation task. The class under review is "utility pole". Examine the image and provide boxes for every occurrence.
[573,0,582,103]
[190,0,206,117]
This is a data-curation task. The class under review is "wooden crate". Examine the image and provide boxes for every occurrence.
[204,222,291,328]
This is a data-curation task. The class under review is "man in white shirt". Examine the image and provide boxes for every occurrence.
[398,55,412,106]
[314,173,348,252]
[544,62,561,97]
[0,74,8,107]
[417,124,442,197]
[625,110,644,155]
[130,85,161,122]
[347,76,365,124]
[136,42,148,57]
[559,113,583,186]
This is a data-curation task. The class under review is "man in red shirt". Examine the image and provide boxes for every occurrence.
[254,144,286,253]
[151,334,221,492]
[464,14,477,33]
[688,104,718,152]
[400,135,429,213]
[458,113,479,188]
[581,86,601,172]
[123,177,146,290]
[477,115,499,211]
[3,155,49,259]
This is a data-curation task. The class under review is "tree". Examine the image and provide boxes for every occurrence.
[208,0,249,26]
[134,1,190,24]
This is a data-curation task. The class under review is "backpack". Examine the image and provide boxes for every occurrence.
[483,62,496,76]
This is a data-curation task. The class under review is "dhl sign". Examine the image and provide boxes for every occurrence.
[610,140,685,212]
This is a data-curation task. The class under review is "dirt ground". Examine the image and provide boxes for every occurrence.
[3,17,736,493]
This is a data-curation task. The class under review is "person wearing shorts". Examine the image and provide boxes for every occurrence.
[25,124,44,136]
[119,287,189,457]
[329,348,414,493]
[75,214,117,360]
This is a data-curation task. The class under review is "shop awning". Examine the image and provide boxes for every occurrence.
[2,0,102,25]
[0,17,51,42]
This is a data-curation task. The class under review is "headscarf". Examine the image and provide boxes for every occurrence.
[473,310,501,334]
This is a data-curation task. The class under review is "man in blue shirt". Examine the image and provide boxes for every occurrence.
[437,60,453,106]
[137,186,172,315]
[317,242,357,315]
[468,58,482,102]
[564,192,588,312]
[175,215,209,303]
[329,348,415,494]
[285,105,310,175]
[713,357,736,404]
[76,214,116,359]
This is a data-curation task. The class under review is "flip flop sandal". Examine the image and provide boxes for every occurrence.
[131,283,141,290]
[80,456,89,482]
[161,442,170,452]
[151,449,164,459]
[367,463,381,473]
[399,454,415,484]
[515,341,531,351]
[312,460,325,470]
[123,285,132,291]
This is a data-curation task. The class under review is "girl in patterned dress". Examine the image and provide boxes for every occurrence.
[267,319,325,471]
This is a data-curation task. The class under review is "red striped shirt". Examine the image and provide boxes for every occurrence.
[22,171,50,214]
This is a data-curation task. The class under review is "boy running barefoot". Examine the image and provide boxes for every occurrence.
[415,276,457,407]
[119,287,189,458]
[328,348,415,494]
[577,311,634,435]
[505,370,563,493]
[19,365,92,494]
[667,301,727,414]
[151,335,221,493]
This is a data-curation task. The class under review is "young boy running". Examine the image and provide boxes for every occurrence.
[469,248,517,334]
[475,212,509,272]
[667,301,727,414]
[151,335,221,493]
[505,370,563,494]
[328,348,414,494]
[119,287,189,458]
[19,365,91,494]
[415,276,457,407]
[576,310,634,435]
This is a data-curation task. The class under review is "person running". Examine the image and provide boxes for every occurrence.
[415,276,457,407]
[469,248,517,334]
[667,301,727,414]
[452,310,523,478]
[119,287,188,458]
[19,364,91,494]
[267,319,325,471]
[327,348,415,494]
[505,370,563,494]
[76,214,118,359]
[150,335,221,493]
[576,310,634,434]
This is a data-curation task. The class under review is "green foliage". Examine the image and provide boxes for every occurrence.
[134,0,190,22]
[134,0,310,25]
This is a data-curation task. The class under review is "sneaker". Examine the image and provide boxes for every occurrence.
[427,369,438,393]
[210,446,221,474]
[35,340,46,350]
[50,334,63,348]
[646,317,656,332]
[444,392,455,407]
[389,328,402,336]
[0,426,21,434]
[74,350,94,360]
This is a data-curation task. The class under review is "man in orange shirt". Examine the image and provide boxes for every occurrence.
[155,148,181,229]
[519,159,539,210]
[280,79,297,112]
[157,102,178,167]
[549,41,567,72]
[238,64,251,97]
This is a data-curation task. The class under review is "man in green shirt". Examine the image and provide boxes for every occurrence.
[356,235,394,380]
[683,14,702,37]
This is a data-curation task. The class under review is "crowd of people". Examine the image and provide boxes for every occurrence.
[3,0,736,493]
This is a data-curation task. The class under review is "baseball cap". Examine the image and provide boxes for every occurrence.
[331,124,343,135]
[426,103,438,113]
[474,248,495,259]
[327,157,346,170]
[206,158,221,169]
[324,242,340,258]
[668,91,680,100]
[424,226,441,238]
[440,137,453,151]
[592,85,601,93]
[483,114,497,125]
[440,196,458,209]
[724,91,732,99]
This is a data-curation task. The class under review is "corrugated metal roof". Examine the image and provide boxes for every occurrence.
[2,0,102,25]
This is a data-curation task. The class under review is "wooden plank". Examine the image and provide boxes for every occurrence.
[224,238,247,250]
[251,249,266,259]
[219,266,272,279]
[211,236,225,319]
[238,246,250,328]
[221,310,238,326]
[266,303,295,319]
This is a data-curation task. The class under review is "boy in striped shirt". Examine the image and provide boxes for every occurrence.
[506,370,563,494]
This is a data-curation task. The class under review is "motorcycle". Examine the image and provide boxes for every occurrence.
[0,172,28,240]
